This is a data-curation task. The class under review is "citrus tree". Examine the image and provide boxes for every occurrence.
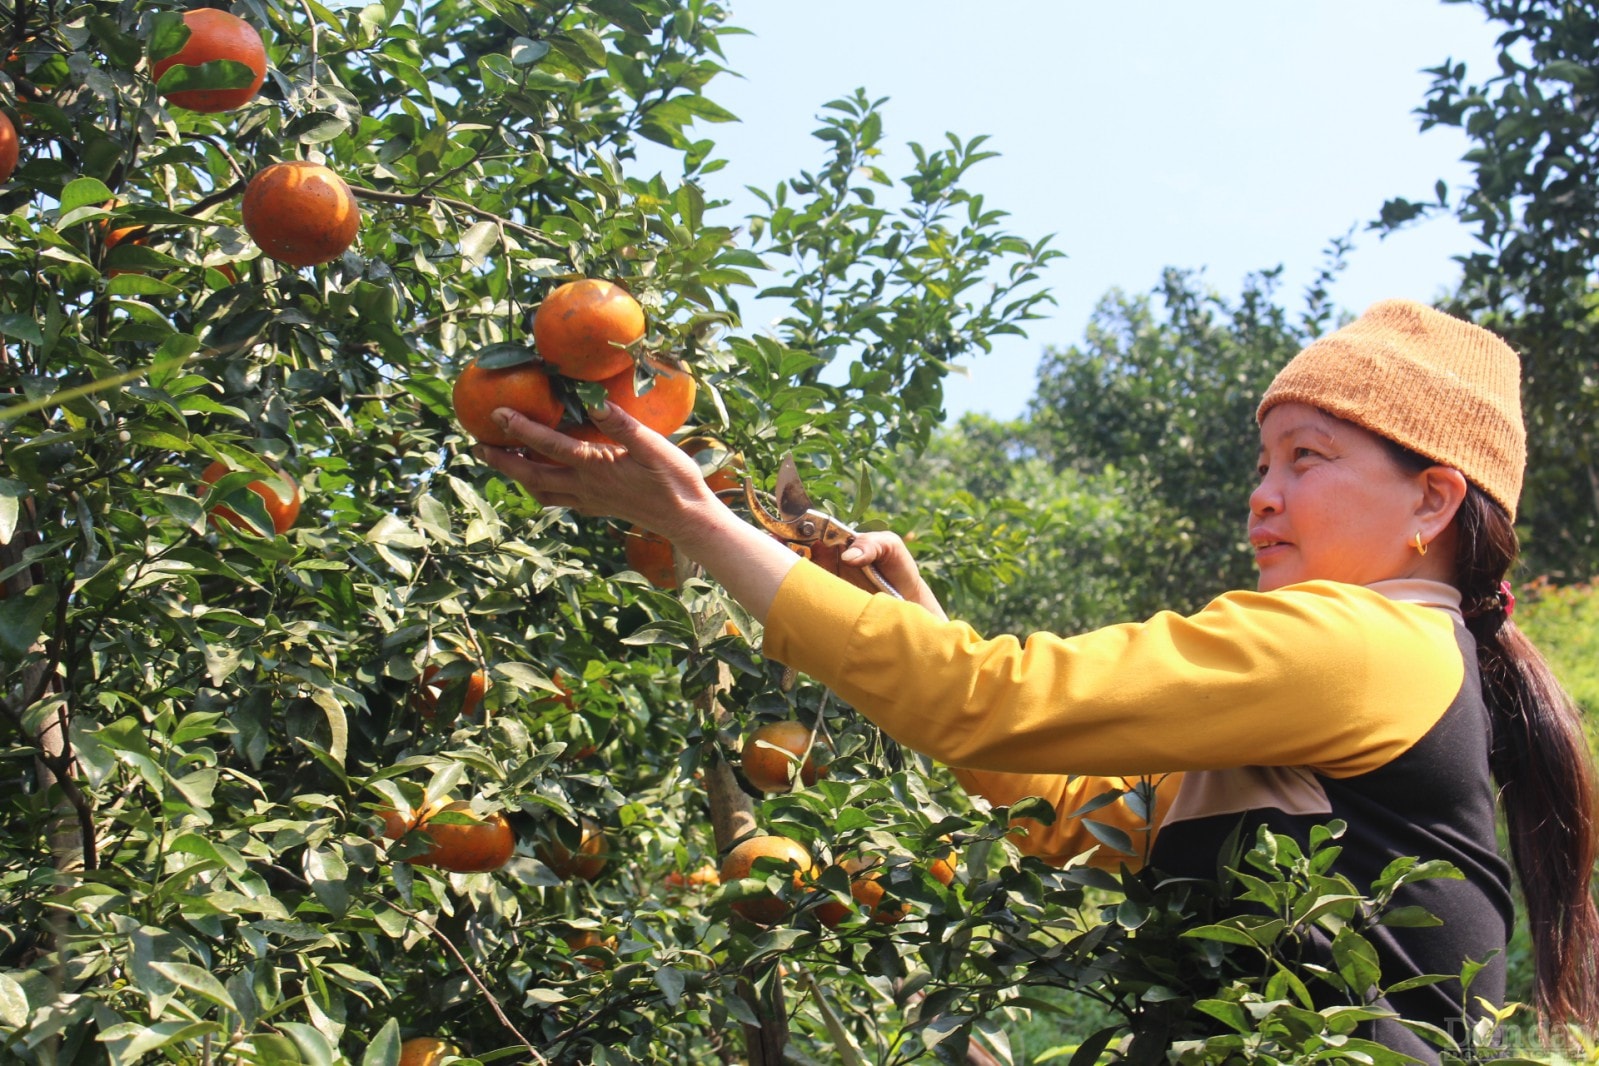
[1376,0,1599,581]
[0,0,1079,1062]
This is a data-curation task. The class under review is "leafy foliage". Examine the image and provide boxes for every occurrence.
[1376,0,1599,579]
[0,0,1059,1062]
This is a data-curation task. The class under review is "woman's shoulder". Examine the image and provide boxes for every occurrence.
[1202,579,1461,632]
[1172,579,1465,681]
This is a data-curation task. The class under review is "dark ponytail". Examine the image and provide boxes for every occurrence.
[1453,488,1599,1027]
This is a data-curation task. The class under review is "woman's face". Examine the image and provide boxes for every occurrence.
[1249,403,1431,592]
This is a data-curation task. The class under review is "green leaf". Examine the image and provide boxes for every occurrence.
[459,220,500,268]
[277,1021,337,1066]
[0,972,29,1027]
[1082,819,1132,854]
[0,582,55,659]
[1181,923,1263,949]
[60,177,117,215]
[149,962,239,1014]
[653,965,685,1007]
[511,38,551,66]
[146,11,190,62]
[0,479,27,544]
[154,58,259,95]
[1377,905,1444,928]
[169,831,247,874]
[0,313,45,346]
[1193,998,1250,1034]
[286,111,352,145]
[360,1018,402,1066]
[474,344,538,370]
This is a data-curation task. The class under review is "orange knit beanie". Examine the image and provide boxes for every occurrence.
[1257,299,1526,520]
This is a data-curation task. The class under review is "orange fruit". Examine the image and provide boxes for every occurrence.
[929,837,958,887]
[398,1036,460,1066]
[663,863,718,891]
[534,815,609,881]
[598,357,696,437]
[151,9,267,113]
[532,278,645,381]
[384,799,516,874]
[719,834,816,925]
[451,357,563,448]
[623,525,677,589]
[241,161,360,267]
[740,720,828,794]
[0,112,18,184]
[200,459,301,535]
[679,436,745,494]
[559,358,697,448]
[816,856,908,928]
[563,929,618,971]
[103,223,150,277]
[412,664,487,724]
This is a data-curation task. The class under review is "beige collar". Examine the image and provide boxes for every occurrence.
[1366,578,1464,621]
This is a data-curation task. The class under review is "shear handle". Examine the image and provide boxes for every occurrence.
[740,478,903,599]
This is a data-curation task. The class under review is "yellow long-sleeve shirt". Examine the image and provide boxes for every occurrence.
[761,562,1512,1056]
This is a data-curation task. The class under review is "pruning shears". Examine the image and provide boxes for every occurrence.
[741,455,903,599]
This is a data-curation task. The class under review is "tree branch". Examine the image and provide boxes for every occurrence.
[390,902,545,1061]
[347,185,562,247]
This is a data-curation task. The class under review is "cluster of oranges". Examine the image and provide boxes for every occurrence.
[158,11,359,267]
[451,277,746,594]
[718,832,959,929]
[451,277,696,450]
[22,11,361,277]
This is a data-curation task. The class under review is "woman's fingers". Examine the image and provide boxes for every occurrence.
[473,401,717,535]
[837,531,947,619]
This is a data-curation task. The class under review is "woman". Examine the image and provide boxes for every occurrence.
[476,299,1598,1054]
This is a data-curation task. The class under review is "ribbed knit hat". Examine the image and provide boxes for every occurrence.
[1256,299,1526,520]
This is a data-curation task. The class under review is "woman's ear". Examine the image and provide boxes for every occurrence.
[1417,465,1470,539]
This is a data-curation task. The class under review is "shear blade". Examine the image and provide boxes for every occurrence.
[774,454,815,521]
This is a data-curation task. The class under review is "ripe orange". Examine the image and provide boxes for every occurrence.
[200,460,301,535]
[563,929,618,971]
[662,863,718,891]
[596,357,696,437]
[413,664,487,724]
[816,856,908,928]
[383,799,516,874]
[0,112,18,184]
[535,815,609,881]
[103,223,150,277]
[398,1036,460,1066]
[679,438,745,495]
[241,161,360,267]
[741,720,828,794]
[623,525,677,589]
[929,837,958,887]
[719,834,816,925]
[532,278,645,381]
[452,357,563,448]
[151,9,267,113]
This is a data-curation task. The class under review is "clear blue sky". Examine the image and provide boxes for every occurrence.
[671,1,1506,423]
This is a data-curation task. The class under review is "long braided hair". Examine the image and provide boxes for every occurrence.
[1389,440,1599,1025]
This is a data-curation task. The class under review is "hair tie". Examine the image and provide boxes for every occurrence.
[1499,580,1515,619]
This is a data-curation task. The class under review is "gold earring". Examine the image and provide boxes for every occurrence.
[1413,532,1428,556]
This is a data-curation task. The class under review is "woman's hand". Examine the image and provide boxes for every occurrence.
[474,401,803,621]
[472,402,713,540]
[838,532,948,620]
